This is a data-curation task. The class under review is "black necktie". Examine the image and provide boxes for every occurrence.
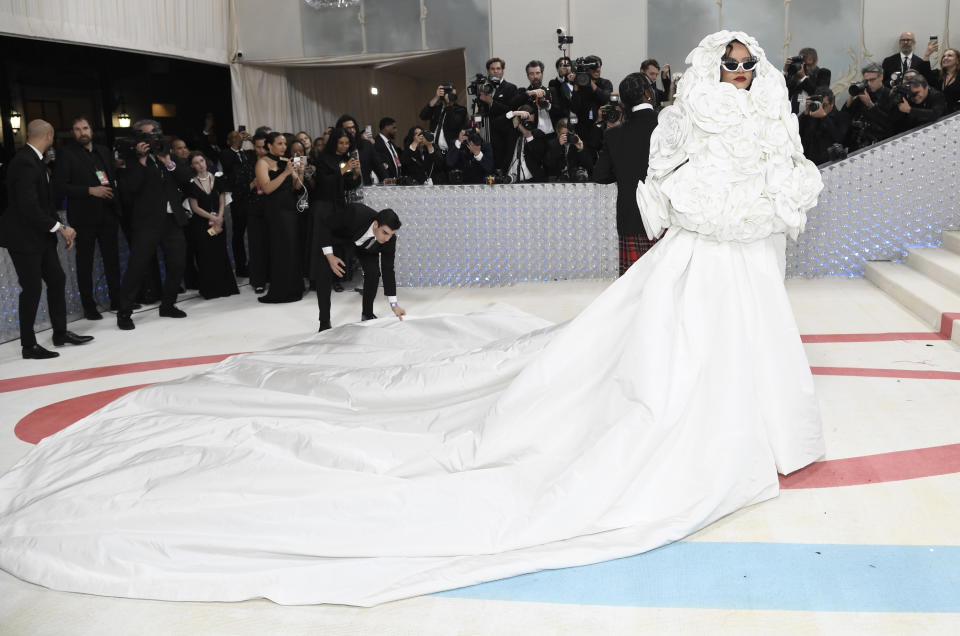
[362,236,376,250]
[515,138,524,182]
[903,55,910,74]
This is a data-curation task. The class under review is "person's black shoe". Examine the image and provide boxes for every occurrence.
[353,287,363,294]
[22,344,60,359]
[53,331,95,346]
[254,286,265,294]
[84,308,103,320]
[318,321,332,332]
[361,313,377,321]
[117,314,135,330]
[159,305,187,318]
[333,282,344,292]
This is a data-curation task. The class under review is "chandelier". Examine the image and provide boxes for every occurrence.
[303,0,360,8]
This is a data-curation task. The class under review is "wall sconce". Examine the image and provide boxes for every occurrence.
[117,111,131,128]
[9,109,21,133]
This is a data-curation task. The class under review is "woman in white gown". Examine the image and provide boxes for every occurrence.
[0,31,824,606]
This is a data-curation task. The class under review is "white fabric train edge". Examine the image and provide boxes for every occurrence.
[637,30,825,242]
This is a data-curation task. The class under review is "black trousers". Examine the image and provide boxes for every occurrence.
[120,205,162,302]
[230,197,249,273]
[247,209,270,289]
[118,214,186,313]
[8,243,67,347]
[74,215,122,311]
[316,249,381,323]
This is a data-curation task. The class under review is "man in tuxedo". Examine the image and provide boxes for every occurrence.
[335,114,386,186]
[514,60,556,138]
[115,119,192,330]
[882,32,935,86]
[220,129,256,277]
[374,117,403,182]
[548,57,576,128]
[593,73,660,276]
[504,106,549,183]
[53,116,122,320]
[313,203,405,331]
[1,119,93,358]
[476,57,520,172]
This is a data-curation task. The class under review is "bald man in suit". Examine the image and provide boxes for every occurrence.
[0,119,93,358]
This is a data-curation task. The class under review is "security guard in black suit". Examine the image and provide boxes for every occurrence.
[0,119,93,358]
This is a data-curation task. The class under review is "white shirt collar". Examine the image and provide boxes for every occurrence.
[355,222,376,246]
[26,143,44,161]
[631,103,654,112]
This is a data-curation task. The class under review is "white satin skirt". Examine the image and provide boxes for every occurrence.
[0,228,824,606]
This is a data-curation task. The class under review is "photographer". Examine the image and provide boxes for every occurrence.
[115,119,193,330]
[798,89,848,165]
[419,83,468,159]
[843,62,894,151]
[515,60,555,137]
[547,57,576,127]
[504,106,549,183]
[640,58,672,107]
[570,55,614,152]
[593,73,659,275]
[399,126,442,185]
[476,57,520,172]
[891,74,947,134]
[784,47,832,114]
[546,117,593,182]
[445,127,494,184]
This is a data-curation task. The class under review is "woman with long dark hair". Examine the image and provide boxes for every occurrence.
[255,132,306,303]
[184,151,238,299]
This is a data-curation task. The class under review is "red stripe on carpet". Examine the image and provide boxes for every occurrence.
[810,366,960,380]
[780,443,960,489]
[14,384,151,443]
[801,332,948,343]
[0,353,237,393]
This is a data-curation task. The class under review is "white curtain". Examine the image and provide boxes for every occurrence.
[0,0,230,64]
[230,64,294,134]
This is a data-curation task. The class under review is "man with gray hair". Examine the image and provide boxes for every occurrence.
[0,119,94,358]
[844,62,894,150]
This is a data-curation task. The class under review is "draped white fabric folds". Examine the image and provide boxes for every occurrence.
[0,227,824,606]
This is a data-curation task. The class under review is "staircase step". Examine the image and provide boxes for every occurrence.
[904,247,960,295]
[943,231,960,255]
[864,261,960,330]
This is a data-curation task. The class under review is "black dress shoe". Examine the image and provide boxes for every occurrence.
[318,321,332,332]
[22,344,60,359]
[159,305,187,318]
[254,286,265,294]
[333,282,344,292]
[84,308,103,320]
[361,313,377,321]
[117,314,135,330]
[53,331,95,346]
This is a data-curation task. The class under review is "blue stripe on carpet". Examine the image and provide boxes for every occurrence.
[434,542,960,612]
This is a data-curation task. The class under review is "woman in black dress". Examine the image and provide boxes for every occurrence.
[398,125,442,185]
[255,132,306,303]
[312,127,361,292]
[934,48,960,113]
[184,151,239,300]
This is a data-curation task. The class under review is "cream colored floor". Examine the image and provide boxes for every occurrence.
[0,277,958,635]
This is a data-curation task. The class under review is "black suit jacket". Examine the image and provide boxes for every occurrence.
[0,145,59,252]
[52,141,119,226]
[505,130,549,182]
[593,109,658,236]
[219,147,256,198]
[119,155,192,231]
[882,53,934,86]
[316,202,396,295]
[373,135,403,180]
[547,76,575,126]
[571,76,614,151]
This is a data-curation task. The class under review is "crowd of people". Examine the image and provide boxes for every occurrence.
[3,29,958,357]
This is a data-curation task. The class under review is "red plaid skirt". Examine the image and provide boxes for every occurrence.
[618,232,660,276]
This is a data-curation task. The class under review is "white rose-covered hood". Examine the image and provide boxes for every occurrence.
[637,30,823,241]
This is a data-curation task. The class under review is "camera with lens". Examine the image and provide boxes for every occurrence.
[786,56,805,75]
[806,95,823,112]
[440,82,455,96]
[467,73,497,97]
[491,169,513,185]
[565,132,580,146]
[420,130,436,143]
[848,81,868,96]
[572,57,599,87]
[556,28,573,47]
[600,95,622,123]
[891,80,916,103]
[114,129,168,158]
[464,129,484,147]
